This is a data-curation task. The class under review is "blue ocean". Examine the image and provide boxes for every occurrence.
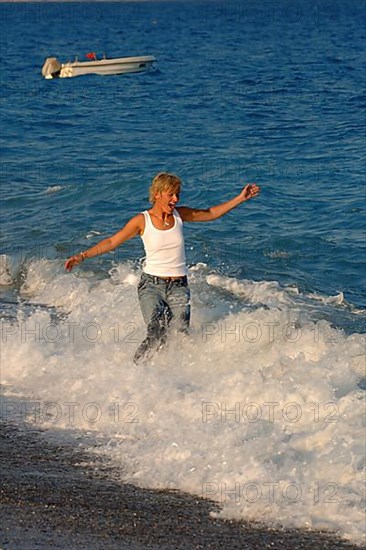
[1,1,365,546]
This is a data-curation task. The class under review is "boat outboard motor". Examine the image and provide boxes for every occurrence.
[42,57,62,79]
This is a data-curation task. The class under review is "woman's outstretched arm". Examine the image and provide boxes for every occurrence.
[177,183,260,223]
[64,213,144,271]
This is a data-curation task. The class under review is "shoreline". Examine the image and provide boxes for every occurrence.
[0,421,360,550]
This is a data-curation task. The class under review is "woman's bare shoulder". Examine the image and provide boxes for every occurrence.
[130,212,145,235]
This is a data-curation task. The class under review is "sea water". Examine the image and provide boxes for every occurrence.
[0,1,365,545]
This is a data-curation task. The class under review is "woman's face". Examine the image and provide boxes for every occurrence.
[155,187,180,214]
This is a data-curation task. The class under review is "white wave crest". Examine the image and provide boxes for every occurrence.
[1,259,365,545]
[0,255,13,286]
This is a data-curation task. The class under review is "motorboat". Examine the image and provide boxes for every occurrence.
[42,54,156,79]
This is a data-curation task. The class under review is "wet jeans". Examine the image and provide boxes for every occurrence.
[133,272,190,364]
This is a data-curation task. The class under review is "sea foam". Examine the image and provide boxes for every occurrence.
[1,259,365,545]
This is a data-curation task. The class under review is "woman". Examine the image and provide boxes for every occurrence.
[65,173,260,363]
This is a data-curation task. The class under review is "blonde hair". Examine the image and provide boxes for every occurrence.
[149,173,182,204]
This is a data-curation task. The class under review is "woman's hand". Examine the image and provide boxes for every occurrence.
[240,183,261,202]
[64,253,84,272]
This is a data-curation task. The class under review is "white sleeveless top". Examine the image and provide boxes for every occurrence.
[141,210,187,277]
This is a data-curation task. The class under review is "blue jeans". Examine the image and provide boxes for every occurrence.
[134,272,190,364]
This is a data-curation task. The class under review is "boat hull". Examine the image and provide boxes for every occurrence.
[43,56,156,79]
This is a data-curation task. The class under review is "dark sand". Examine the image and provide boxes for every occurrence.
[0,421,360,550]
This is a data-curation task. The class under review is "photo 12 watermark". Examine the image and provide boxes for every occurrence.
[202,480,340,505]
[201,2,340,25]
[0,3,141,25]
[2,80,148,104]
[199,159,340,185]
[202,401,339,424]
[1,400,140,426]
[201,320,340,345]
[1,320,141,345]
[0,161,136,188]
[199,80,327,107]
